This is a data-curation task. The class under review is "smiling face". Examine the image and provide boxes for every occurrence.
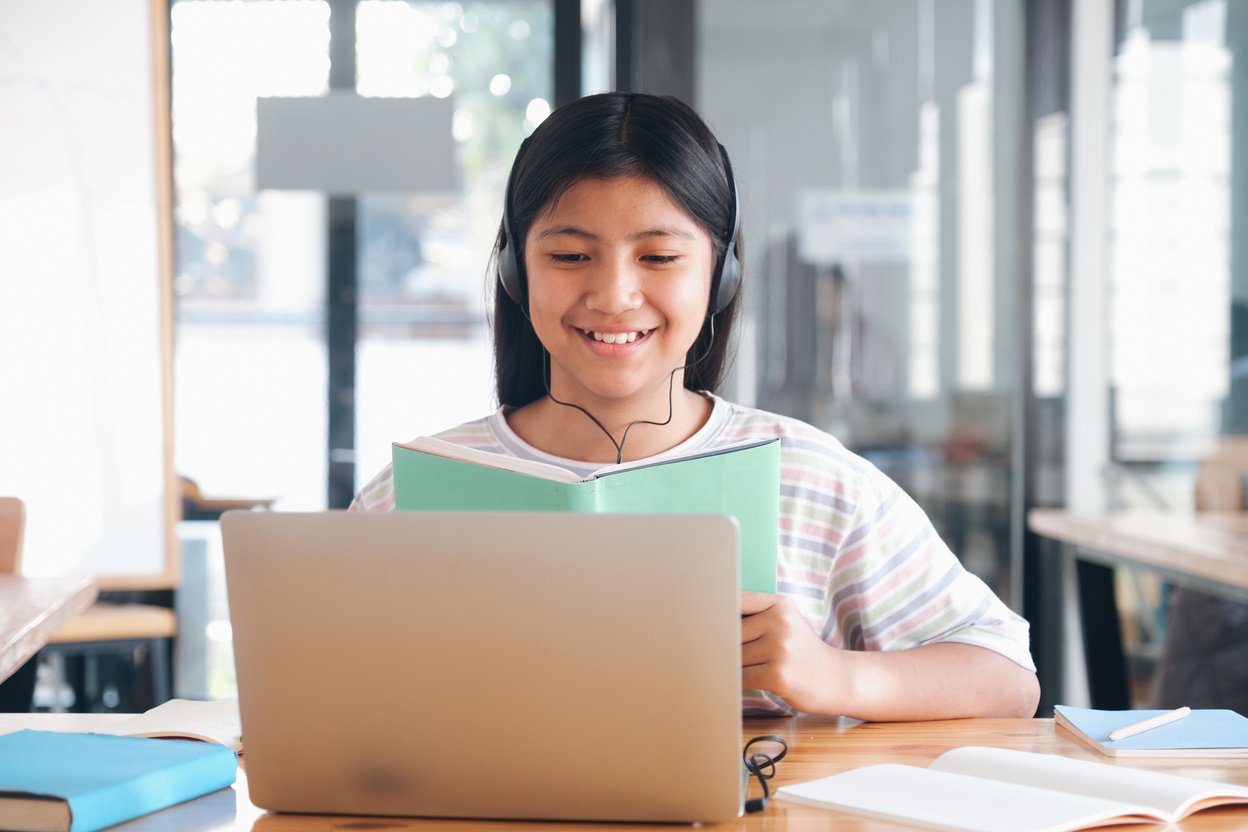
[523,175,716,413]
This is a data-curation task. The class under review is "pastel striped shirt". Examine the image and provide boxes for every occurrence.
[350,394,1036,716]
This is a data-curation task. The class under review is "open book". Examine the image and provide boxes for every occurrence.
[774,746,1248,832]
[1055,705,1248,758]
[392,435,780,593]
[94,698,242,753]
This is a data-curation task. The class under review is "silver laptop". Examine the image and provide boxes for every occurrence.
[221,510,743,823]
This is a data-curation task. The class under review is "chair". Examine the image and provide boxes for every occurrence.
[0,497,37,710]
[1193,436,1248,512]
[43,476,274,710]
[0,495,176,711]
[15,493,177,718]
[1152,437,1248,713]
[0,496,24,574]
[42,598,177,711]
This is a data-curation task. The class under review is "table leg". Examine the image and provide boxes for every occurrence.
[0,655,36,711]
[1075,557,1131,709]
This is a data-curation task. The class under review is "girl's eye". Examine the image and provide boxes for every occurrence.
[551,253,588,264]
[642,255,679,264]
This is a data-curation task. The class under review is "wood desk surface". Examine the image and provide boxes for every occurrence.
[0,575,97,684]
[3,714,1247,830]
[1028,508,1248,595]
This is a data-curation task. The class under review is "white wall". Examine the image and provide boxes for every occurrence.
[0,0,169,579]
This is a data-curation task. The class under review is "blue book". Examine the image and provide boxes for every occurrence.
[1055,705,1248,758]
[0,730,237,832]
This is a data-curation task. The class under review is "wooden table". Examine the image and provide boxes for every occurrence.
[3,714,1247,830]
[1028,509,1248,709]
[1029,509,1248,601]
[0,575,97,684]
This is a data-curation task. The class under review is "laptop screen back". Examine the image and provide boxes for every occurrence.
[222,510,743,823]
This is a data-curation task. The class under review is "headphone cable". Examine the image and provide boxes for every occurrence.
[541,317,717,465]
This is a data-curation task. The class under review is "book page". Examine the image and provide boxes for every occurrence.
[397,435,778,484]
[932,747,1248,821]
[590,438,776,478]
[0,795,71,831]
[776,762,1158,832]
[95,699,242,752]
[396,437,584,483]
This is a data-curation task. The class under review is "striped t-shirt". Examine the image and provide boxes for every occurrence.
[350,393,1036,716]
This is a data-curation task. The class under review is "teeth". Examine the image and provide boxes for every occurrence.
[590,330,645,344]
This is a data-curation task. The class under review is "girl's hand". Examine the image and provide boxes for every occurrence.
[740,590,845,714]
[740,591,1042,720]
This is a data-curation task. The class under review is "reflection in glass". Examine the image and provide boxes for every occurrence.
[172,0,330,509]
[353,1,553,484]
[1109,1,1230,480]
[697,0,1023,602]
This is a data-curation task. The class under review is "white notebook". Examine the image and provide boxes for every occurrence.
[775,746,1248,832]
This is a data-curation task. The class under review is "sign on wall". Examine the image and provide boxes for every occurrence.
[798,190,915,265]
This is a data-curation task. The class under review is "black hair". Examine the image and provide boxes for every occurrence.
[491,92,743,408]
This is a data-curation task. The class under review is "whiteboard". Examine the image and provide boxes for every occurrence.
[0,0,171,582]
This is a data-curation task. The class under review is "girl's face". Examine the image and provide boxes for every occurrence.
[523,175,715,410]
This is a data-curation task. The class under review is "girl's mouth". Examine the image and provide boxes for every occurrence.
[580,328,653,345]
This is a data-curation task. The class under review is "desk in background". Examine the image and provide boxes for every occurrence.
[1029,509,1248,709]
[2,713,1247,830]
[0,576,97,686]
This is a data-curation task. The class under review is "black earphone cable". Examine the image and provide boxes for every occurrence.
[541,317,717,465]
[743,734,788,813]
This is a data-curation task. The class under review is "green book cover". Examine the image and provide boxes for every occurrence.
[392,436,780,593]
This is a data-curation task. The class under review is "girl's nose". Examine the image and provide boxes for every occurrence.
[585,257,643,313]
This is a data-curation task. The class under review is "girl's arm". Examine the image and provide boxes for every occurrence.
[740,591,1041,720]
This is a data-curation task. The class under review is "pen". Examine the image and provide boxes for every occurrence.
[1107,706,1192,742]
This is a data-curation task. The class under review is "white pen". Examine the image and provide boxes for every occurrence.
[1108,706,1192,742]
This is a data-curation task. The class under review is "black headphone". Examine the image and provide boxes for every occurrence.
[497,139,743,317]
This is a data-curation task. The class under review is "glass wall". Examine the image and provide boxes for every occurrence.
[1099,0,1245,707]
[172,0,553,509]
[354,0,553,487]
[1108,0,1234,502]
[696,0,1027,605]
[171,0,331,510]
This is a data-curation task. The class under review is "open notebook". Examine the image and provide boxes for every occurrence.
[776,746,1248,832]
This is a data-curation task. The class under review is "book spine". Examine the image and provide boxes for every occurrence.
[68,750,237,832]
[572,484,601,512]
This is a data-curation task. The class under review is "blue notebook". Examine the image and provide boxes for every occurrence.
[1055,705,1248,758]
[0,730,238,832]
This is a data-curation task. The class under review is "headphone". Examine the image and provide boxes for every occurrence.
[497,139,743,317]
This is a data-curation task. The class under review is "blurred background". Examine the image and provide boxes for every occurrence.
[2,0,1244,715]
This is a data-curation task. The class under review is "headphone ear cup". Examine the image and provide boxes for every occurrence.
[498,136,530,307]
[711,142,742,316]
[711,244,741,315]
[498,235,523,305]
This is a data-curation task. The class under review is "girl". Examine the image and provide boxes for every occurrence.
[353,92,1040,720]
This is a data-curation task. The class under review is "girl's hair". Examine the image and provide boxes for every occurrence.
[491,92,743,408]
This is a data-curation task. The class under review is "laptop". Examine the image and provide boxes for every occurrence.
[221,510,744,823]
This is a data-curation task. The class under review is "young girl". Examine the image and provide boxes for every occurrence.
[352,92,1040,720]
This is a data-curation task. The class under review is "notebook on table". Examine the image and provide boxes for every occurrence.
[220,510,744,824]
[1054,705,1248,757]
